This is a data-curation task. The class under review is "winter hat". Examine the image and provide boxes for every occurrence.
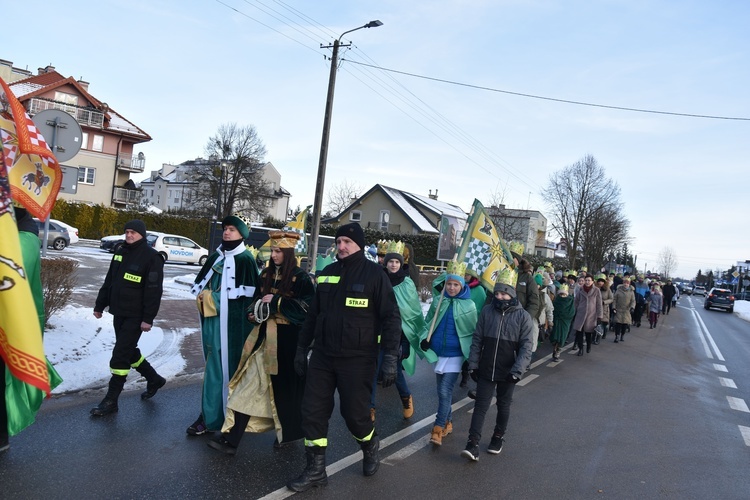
[534,273,544,287]
[493,268,518,298]
[222,215,250,239]
[367,244,377,258]
[124,219,147,239]
[335,222,365,250]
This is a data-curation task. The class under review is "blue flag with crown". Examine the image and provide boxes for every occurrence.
[456,199,515,292]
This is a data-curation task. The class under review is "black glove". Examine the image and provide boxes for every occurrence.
[380,353,398,388]
[400,342,411,361]
[505,373,520,384]
[419,339,430,352]
[469,369,479,383]
[294,346,308,377]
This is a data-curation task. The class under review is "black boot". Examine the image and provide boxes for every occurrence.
[136,359,166,400]
[91,375,126,416]
[361,435,380,476]
[287,446,328,492]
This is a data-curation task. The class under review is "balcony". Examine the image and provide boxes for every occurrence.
[28,97,104,128]
[112,187,139,205]
[117,152,145,173]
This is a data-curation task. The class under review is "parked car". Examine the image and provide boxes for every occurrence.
[100,233,126,253]
[704,288,735,312]
[51,219,79,245]
[681,284,693,295]
[33,218,70,251]
[147,232,209,266]
[693,285,707,296]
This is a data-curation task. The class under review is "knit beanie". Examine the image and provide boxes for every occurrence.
[493,281,517,298]
[384,252,404,266]
[124,219,147,239]
[334,222,365,250]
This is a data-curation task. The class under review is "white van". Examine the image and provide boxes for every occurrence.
[147,232,209,266]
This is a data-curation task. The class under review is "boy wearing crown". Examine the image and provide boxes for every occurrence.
[420,259,478,446]
[461,268,534,461]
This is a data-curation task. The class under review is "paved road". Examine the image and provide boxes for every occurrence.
[3,294,750,499]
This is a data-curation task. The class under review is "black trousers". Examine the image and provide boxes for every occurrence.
[110,316,144,373]
[468,376,516,441]
[301,351,376,444]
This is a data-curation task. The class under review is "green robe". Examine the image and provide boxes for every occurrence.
[4,231,63,436]
[550,294,575,345]
[393,276,427,376]
[417,274,477,364]
[192,245,259,431]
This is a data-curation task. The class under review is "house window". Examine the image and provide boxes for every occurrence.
[350,211,362,222]
[150,189,154,197]
[92,134,104,152]
[54,92,78,106]
[379,210,390,231]
[81,132,89,150]
[77,167,95,185]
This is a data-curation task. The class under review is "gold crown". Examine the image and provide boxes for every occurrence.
[566,269,577,278]
[446,259,468,277]
[496,267,518,287]
[595,273,606,281]
[580,266,588,272]
[245,245,259,259]
[544,261,552,268]
[509,241,525,255]
[376,239,389,255]
[558,284,570,295]
[385,240,405,256]
[269,230,300,249]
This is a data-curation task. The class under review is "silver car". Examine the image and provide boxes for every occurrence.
[33,218,71,251]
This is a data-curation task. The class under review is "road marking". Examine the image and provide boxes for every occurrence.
[727,396,749,413]
[691,308,725,361]
[517,374,539,386]
[382,435,431,465]
[739,426,750,446]
[719,377,737,388]
[713,363,728,372]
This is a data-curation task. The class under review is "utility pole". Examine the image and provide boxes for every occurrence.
[308,20,383,271]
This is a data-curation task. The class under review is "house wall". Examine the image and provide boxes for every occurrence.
[57,150,116,206]
[337,190,418,234]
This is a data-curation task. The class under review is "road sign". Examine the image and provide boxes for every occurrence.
[31,109,82,163]
[744,279,750,287]
[731,277,739,284]
[58,165,79,194]
[732,271,740,278]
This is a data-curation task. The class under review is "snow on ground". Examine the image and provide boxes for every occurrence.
[733,299,750,322]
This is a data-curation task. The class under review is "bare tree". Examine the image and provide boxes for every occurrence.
[190,123,269,219]
[325,179,361,215]
[658,247,679,279]
[580,203,630,272]
[484,188,529,243]
[542,155,626,271]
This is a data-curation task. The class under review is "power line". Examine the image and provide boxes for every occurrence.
[343,60,750,121]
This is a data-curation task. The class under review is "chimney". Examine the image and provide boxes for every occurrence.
[77,77,89,91]
[38,65,55,75]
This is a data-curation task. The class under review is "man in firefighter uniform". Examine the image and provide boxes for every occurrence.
[92,219,165,416]
[287,222,402,492]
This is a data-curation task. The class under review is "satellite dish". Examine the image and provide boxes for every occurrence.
[31,109,83,163]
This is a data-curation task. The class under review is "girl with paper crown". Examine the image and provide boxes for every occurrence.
[418,258,477,447]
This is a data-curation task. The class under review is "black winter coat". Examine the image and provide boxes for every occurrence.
[95,238,164,323]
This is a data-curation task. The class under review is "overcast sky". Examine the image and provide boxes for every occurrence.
[3,0,748,279]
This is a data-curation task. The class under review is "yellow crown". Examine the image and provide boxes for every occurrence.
[595,273,606,281]
[509,241,525,255]
[269,230,300,249]
[245,245,259,259]
[446,259,468,277]
[566,269,577,278]
[558,284,570,295]
[544,261,552,269]
[376,239,389,255]
[496,267,518,287]
[580,266,588,272]
[385,240,405,256]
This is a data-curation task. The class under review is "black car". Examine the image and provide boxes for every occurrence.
[704,288,735,312]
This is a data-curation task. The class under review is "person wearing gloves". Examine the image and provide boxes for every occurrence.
[419,259,478,447]
[461,268,534,461]
[287,222,401,492]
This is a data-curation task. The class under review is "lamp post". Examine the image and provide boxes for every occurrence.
[308,20,383,271]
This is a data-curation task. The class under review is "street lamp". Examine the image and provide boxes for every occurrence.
[308,20,383,271]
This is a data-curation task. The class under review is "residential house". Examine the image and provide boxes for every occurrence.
[323,184,467,235]
[139,159,290,222]
[5,61,150,208]
[486,205,553,258]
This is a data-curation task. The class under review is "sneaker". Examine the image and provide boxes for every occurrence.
[487,434,504,455]
[461,440,480,461]
[207,435,237,456]
[187,415,209,436]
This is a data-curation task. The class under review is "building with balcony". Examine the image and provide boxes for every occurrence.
[4,60,151,208]
[486,205,552,258]
[139,159,290,221]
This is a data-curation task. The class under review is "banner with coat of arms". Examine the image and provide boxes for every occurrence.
[455,198,515,292]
